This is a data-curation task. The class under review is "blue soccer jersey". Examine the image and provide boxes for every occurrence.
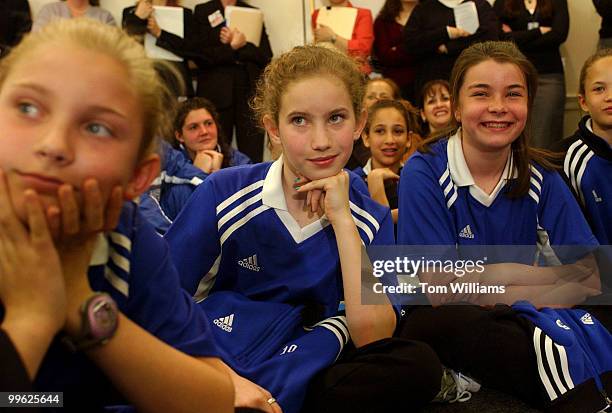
[397,130,598,263]
[25,202,218,408]
[559,116,612,246]
[140,141,209,233]
[166,157,395,317]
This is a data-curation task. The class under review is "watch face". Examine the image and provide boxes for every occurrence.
[86,294,119,339]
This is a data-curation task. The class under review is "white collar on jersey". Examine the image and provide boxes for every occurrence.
[362,158,404,176]
[437,0,464,8]
[89,233,109,267]
[262,156,287,210]
[362,158,372,175]
[261,156,330,243]
[447,129,517,207]
[586,117,594,133]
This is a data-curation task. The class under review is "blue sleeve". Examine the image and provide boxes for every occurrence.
[397,156,456,245]
[230,149,252,166]
[165,179,222,296]
[372,209,395,246]
[126,213,219,357]
[538,170,599,261]
[348,169,370,196]
[160,183,197,221]
[163,144,209,183]
[138,193,172,235]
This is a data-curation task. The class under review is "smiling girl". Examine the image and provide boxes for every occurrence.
[397,41,610,412]
[355,99,417,224]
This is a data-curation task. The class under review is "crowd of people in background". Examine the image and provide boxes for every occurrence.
[0,0,611,413]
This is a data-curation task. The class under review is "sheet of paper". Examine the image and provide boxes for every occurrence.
[453,1,479,35]
[315,6,358,40]
[144,6,184,62]
[225,5,263,47]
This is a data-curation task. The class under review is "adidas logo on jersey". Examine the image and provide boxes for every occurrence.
[580,313,594,325]
[238,254,260,272]
[592,190,603,203]
[556,319,571,330]
[213,314,234,332]
[458,225,475,239]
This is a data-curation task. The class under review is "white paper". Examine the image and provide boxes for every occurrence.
[144,6,184,62]
[225,6,263,47]
[315,6,358,40]
[453,2,479,35]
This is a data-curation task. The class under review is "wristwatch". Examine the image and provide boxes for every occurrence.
[330,34,337,44]
[63,293,119,352]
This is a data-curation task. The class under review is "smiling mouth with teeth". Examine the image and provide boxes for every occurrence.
[483,122,512,128]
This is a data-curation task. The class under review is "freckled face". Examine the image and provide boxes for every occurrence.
[272,75,362,181]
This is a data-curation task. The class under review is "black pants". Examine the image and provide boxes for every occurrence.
[216,70,264,163]
[399,305,612,412]
[302,337,442,413]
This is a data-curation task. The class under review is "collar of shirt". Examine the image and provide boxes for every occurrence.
[89,233,109,267]
[362,158,372,176]
[437,0,464,9]
[262,156,288,210]
[447,128,517,206]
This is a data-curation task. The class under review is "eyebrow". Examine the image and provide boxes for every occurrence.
[286,107,350,117]
[467,83,526,90]
[11,82,52,96]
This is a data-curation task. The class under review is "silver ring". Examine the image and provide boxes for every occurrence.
[267,397,277,405]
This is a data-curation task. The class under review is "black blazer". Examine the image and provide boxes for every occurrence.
[0,0,31,54]
[403,0,499,94]
[122,6,195,96]
[191,0,272,108]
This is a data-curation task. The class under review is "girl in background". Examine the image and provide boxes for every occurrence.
[355,99,417,224]
[556,48,612,298]
[173,97,251,174]
[347,77,401,169]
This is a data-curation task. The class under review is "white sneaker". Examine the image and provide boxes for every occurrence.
[433,368,481,403]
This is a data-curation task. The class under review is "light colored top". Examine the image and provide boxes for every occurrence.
[33,2,116,32]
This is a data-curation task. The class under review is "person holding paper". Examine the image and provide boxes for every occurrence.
[402,0,499,99]
[493,0,569,150]
[311,0,374,75]
[190,0,272,163]
[122,0,195,96]
[32,0,115,31]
